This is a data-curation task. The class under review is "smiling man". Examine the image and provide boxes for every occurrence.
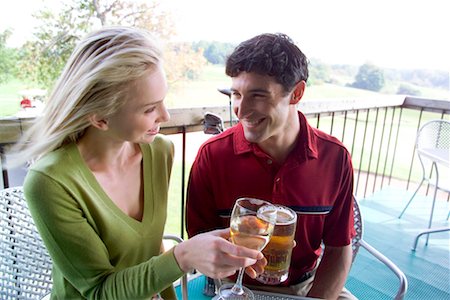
[186,33,357,300]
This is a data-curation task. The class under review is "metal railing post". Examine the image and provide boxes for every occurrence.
[181,126,186,239]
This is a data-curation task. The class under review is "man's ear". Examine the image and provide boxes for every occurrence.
[290,80,306,105]
[88,114,109,130]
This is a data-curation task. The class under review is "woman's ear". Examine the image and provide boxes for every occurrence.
[290,80,306,105]
[88,114,109,130]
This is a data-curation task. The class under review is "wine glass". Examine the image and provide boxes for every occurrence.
[219,197,277,300]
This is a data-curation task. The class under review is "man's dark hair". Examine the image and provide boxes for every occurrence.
[225,33,309,93]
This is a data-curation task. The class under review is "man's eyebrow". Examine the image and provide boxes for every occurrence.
[230,88,269,93]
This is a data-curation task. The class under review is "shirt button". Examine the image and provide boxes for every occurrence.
[275,178,281,183]
[267,159,272,164]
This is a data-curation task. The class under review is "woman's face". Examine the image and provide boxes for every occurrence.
[106,66,170,144]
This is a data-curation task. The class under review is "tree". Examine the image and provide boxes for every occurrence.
[192,41,236,65]
[18,0,204,90]
[397,83,421,96]
[164,42,206,83]
[0,29,16,84]
[352,63,385,91]
[16,6,89,87]
[308,59,331,86]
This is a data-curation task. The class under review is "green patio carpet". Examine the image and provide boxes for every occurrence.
[348,187,449,299]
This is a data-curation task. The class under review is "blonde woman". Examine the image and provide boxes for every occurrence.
[8,26,264,299]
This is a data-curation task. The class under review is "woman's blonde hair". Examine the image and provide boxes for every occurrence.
[8,26,162,167]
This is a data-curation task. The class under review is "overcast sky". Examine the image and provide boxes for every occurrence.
[1,0,449,71]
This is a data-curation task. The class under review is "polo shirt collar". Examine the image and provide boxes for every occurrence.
[233,123,252,155]
[232,111,319,161]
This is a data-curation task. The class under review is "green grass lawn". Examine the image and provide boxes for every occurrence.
[312,109,447,184]
[166,160,188,236]
[0,79,36,116]
[304,83,381,99]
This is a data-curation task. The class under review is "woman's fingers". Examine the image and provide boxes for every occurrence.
[175,229,266,278]
[210,228,231,239]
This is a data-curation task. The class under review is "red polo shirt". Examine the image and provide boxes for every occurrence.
[186,111,355,286]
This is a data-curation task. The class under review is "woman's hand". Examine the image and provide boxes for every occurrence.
[173,228,263,279]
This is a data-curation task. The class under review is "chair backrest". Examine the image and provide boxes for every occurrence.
[351,196,363,262]
[416,119,450,191]
[0,186,53,299]
[416,119,450,152]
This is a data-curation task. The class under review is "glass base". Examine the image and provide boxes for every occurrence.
[218,283,255,300]
[256,270,288,285]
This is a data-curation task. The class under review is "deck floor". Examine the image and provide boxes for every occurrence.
[177,186,449,299]
[349,186,449,299]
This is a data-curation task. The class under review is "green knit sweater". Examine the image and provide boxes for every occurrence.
[24,135,184,299]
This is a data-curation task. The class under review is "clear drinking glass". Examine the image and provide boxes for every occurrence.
[256,205,297,285]
[218,197,277,300]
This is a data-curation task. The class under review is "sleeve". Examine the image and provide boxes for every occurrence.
[165,136,175,181]
[186,145,223,237]
[24,170,184,299]
[322,149,356,247]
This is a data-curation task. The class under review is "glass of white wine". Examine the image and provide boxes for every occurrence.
[219,197,277,300]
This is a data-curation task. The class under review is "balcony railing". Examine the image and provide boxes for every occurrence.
[1,96,449,237]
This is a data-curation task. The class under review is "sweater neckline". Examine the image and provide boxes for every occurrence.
[66,142,152,231]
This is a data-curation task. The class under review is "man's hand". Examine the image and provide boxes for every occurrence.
[244,255,267,278]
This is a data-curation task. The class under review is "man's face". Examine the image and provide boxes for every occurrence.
[230,72,292,145]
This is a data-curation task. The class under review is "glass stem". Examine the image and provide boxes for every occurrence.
[231,268,245,295]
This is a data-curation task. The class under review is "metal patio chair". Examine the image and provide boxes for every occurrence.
[0,186,52,299]
[398,119,450,249]
[0,186,188,300]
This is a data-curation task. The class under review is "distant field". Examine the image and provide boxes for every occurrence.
[2,64,448,117]
[165,65,231,108]
[166,64,387,108]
